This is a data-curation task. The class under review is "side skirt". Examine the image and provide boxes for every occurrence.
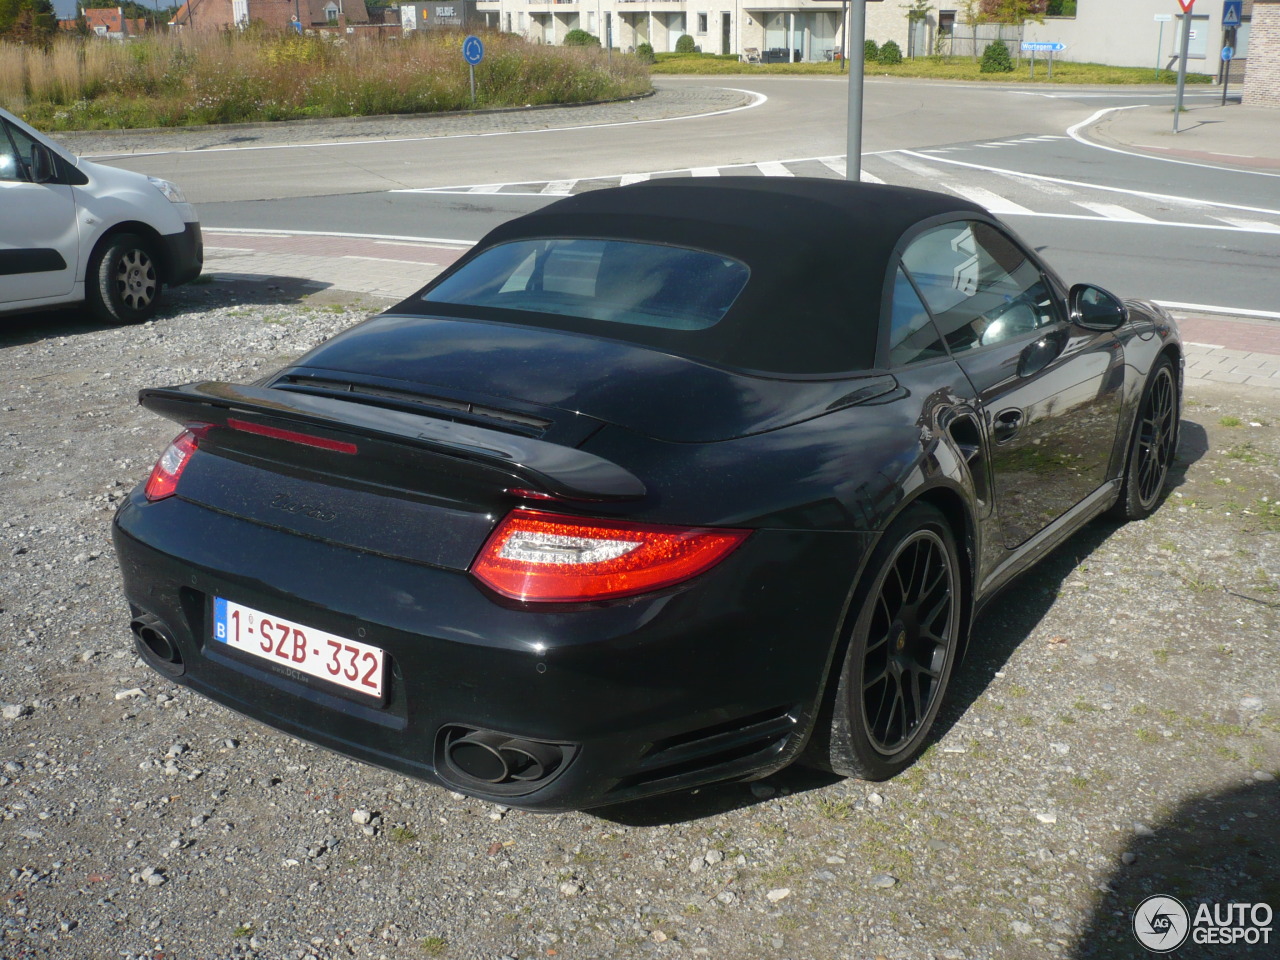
[975,479,1120,609]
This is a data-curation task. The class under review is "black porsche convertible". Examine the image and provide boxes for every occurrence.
[112,178,1181,811]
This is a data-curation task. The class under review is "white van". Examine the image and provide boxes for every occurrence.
[1,107,202,324]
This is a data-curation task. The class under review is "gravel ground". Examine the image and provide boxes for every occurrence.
[1,281,1278,960]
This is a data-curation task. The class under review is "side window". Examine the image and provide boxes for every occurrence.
[888,266,946,367]
[902,221,1060,354]
[0,121,29,182]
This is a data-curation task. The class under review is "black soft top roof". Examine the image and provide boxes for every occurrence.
[418,178,989,376]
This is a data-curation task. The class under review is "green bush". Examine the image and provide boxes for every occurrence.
[878,40,902,65]
[562,29,599,47]
[675,34,697,54]
[980,39,1014,73]
[863,39,879,62]
[635,42,655,64]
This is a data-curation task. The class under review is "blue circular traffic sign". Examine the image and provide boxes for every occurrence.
[463,35,484,66]
[1221,45,1234,62]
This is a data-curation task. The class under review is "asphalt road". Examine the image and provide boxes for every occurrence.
[99,77,1280,317]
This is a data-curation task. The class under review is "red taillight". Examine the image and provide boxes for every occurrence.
[144,428,202,502]
[471,509,750,603]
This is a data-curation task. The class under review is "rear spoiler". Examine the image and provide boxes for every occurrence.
[140,382,646,501]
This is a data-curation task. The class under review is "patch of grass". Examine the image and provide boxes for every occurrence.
[1008,684,1030,699]
[419,936,448,956]
[232,924,253,938]
[1249,499,1280,533]
[816,797,856,821]
[651,53,1214,85]
[1074,699,1098,713]
[1153,648,1170,664]
[1226,443,1265,464]
[8,33,650,130]
[390,826,418,844]
[1135,729,1161,745]
[1219,416,1243,428]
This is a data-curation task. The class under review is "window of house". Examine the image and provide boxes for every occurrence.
[698,12,708,34]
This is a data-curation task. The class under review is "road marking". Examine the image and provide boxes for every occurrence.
[756,161,793,177]
[469,184,506,194]
[82,89,772,160]
[880,152,948,179]
[1157,301,1280,322]
[1210,216,1280,233]
[945,184,1033,215]
[1073,201,1159,223]
[691,167,721,177]
[619,173,650,185]
[860,169,885,184]
[820,157,847,177]
[1067,105,1280,179]
[541,180,576,195]
[896,148,1280,216]
[203,227,471,246]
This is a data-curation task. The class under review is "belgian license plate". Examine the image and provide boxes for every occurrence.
[212,598,384,701]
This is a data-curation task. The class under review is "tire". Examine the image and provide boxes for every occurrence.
[821,503,963,781]
[87,234,162,325]
[1110,357,1178,521]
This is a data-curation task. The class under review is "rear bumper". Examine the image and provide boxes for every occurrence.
[112,491,869,811]
[158,222,203,287]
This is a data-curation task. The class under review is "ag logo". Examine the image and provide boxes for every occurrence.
[1133,895,1191,952]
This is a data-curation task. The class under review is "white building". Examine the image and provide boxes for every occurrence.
[473,1,1252,77]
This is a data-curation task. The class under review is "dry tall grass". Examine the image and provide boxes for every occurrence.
[0,30,650,129]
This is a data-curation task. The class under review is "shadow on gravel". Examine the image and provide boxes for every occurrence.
[1069,777,1279,959]
[596,424,1217,828]
[0,276,324,350]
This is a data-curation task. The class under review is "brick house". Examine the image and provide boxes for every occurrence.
[1243,0,1279,105]
[78,7,150,37]
[168,0,370,32]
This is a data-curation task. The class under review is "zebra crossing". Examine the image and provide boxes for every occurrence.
[393,137,1280,236]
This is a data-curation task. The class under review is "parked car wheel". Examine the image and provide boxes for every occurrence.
[822,503,963,781]
[89,234,162,324]
[1111,357,1178,521]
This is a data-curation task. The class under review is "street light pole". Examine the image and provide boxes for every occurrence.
[845,0,867,180]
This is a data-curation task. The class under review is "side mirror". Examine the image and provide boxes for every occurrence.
[30,144,57,184]
[1069,283,1127,331]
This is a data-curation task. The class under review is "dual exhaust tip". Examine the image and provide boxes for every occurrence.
[442,728,567,788]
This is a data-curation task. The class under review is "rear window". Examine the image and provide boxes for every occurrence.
[422,239,750,331]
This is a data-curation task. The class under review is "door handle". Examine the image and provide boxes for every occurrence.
[992,409,1023,443]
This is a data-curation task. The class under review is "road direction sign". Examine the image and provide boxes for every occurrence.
[1154,13,1173,22]
[462,35,485,66]
[1021,42,1065,52]
[1222,1,1242,28]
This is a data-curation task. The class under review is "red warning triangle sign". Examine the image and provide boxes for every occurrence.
[1177,0,1195,12]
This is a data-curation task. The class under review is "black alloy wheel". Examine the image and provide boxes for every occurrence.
[1112,358,1178,521]
[822,503,963,781]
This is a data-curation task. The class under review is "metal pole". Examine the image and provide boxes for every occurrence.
[1155,21,1164,81]
[1174,12,1193,133]
[845,0,866,181]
